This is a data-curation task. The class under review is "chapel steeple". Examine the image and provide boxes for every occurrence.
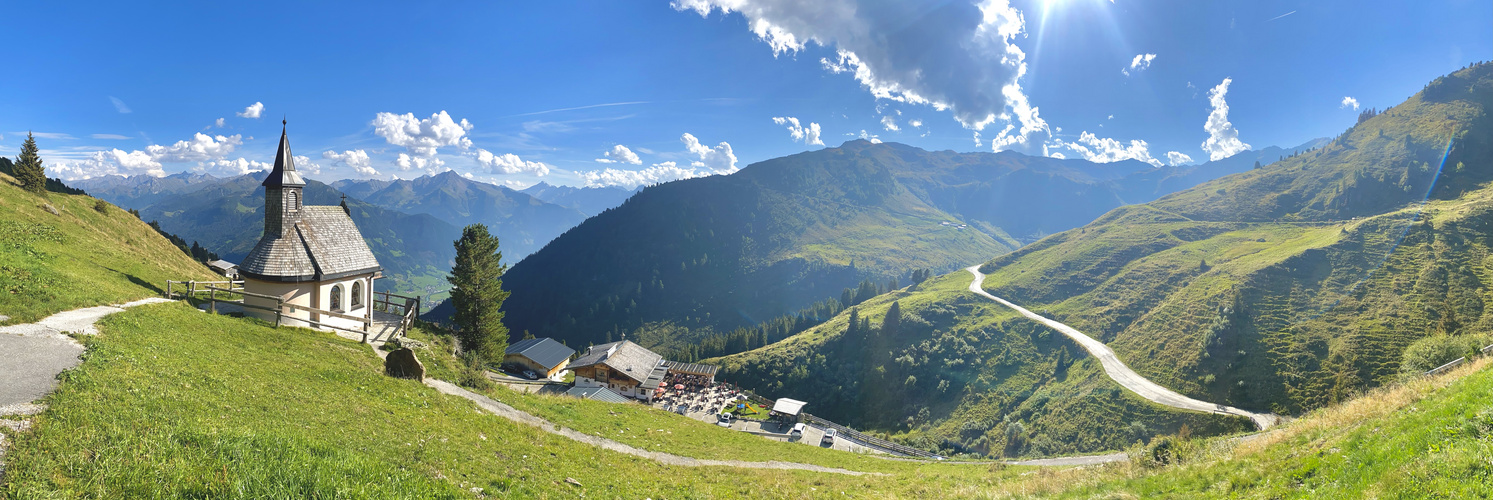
[262,120,306,238]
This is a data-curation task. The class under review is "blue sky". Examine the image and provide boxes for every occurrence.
[1,0,1487,189]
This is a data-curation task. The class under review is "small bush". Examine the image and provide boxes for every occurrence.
[1400,334,1493,375]
[94,198,109,213]
[1145,436,1177,467]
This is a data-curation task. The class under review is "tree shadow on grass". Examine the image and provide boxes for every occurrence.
[102,266,166,296]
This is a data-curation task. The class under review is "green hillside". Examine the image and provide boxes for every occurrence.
[492,139,1294,352]
[0,172,219,324]
[712,63,1493,458]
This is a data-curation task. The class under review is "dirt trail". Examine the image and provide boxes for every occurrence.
[966,266,1278,430]
[424,379,881,476]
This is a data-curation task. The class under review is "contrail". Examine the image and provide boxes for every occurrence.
[1267,10,1296,22]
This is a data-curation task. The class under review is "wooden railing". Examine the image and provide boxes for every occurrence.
[166,280,411,343]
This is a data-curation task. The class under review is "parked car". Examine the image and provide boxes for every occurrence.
[716,413,734,428]
[821,428,837,445]
[790,423,806,437]
[521,370,539,380]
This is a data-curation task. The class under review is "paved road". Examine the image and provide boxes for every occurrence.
[0,298,173,416]
[965,266,1278,430]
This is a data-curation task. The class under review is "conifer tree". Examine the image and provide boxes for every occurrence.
[883,301,902,337]
[14,132,47,195]
[448,224,512,363]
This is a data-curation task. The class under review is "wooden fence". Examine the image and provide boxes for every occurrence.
[166,280,415,343]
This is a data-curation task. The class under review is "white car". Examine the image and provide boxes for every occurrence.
[821,428,837,445]
[790,423,806,437]
[716,413,734,428]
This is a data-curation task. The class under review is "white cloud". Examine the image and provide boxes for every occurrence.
[1200,78,1251,161]
[293,155,322,175]
[372,111,474,157]
[1055,131,1163,167]
[676,0,1033,133]
[853,129,882,144]
[236,102,264,119]
[91,134,130,140]
[109,96,132,114]
[214,118,226,128]
[578,161,712,189]
[681,133,738,173]
[395,153,446,173]
[473,149,552,176]
[25,132,75,140]
[1165,151,1194,166]
[51,149,163,180]
[595,144,643,165]
[881,115,900,132]
[1122,53,1156,76]
[204,158,274,177]
[1340,96,1360,110]
[973,131,982,148]
[772,116,824,145]
[323,149,380,177]
[145,133,243,162]
[908,119,923,128]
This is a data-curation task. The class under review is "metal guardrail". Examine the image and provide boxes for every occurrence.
[802,414,939,458]
[1421,343,1493,377]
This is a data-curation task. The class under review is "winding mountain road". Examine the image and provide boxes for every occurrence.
[965,266,1278,430]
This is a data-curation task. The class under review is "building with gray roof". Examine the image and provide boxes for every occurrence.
[564,386,633,404]
[239,121,382,333]
[505,337,576,379]
[570,340,668,401]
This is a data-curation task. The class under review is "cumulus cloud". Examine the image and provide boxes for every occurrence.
[214,118,226,128]
[853,129,882,144]
[675,0,1034,133]
[473,149,552,176]
[908,119,923,128]
[236,102,264,119]
[772,116,824,145]
[323,149,380,177]
[595,144,643,165]
[293,155,322,175]
[681,133,738,173]
[579,161,710,189]
[1200,78,1251,161]
[1122,53,1156,76]
[204,158,274,177]
[1165,151,1194,166]
[51,149,164,180]
[395,153,446,174]
[1340,96,1360,110]
[1054,131,1163,167]
[881,115,900,132]
[145,133,244,162]
[973,131,982,148]
[372,111,474,157]
[109,96,132,114]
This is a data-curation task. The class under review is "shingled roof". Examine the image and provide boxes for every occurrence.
[571,340,664,384]
[239,123,380,283]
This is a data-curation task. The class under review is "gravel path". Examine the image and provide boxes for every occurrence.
[966,266,1279,430]
[425,379,880,476]
[0,298,174,415]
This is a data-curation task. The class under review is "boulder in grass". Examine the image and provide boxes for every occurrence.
[385,348,425,380]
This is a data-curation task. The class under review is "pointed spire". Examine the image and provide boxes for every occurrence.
[262,119,306,188]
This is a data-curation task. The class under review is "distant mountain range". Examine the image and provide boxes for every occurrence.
[460,137,1330,349]
[330,171,587,258]
[520,181,639,216]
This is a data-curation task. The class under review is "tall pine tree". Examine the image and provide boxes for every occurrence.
[447,224,511,363]
[882,301,902,337]
[14,132,47,195]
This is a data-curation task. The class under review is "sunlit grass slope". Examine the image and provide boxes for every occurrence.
[0,172,219,324]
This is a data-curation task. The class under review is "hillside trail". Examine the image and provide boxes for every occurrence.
[965,266,1279,430]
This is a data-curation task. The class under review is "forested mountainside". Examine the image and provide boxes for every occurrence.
[485,136,1331,353]
[711,63,1493,458]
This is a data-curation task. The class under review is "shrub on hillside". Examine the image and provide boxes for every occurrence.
[1400,334,1493,375]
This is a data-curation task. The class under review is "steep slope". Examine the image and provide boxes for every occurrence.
[713,63,1493,457]
[491,140,1295,349]
[133,172,462,302]
[0,171,220,323]
[520,181,638,216]
[332,171,587,259]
